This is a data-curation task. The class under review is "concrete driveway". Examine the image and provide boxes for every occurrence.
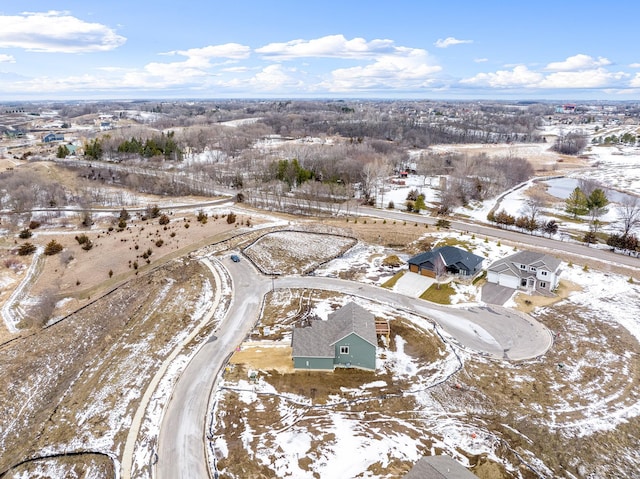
[481,282,515,305]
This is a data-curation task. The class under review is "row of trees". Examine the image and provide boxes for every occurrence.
[488,209,559,236]
[85,132,183,161]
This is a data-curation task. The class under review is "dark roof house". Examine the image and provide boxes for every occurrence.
[405,456,478,479]
[43,132,64,143]
[408,246,484,278]
[291,302,377,371]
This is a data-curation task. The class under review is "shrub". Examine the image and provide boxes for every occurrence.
[146,204,161,219]
[44,240,63,255]
[197,210,208,224]
[81,212,93,227]
[435,219,451,229]
[118,218,127,229]
[81,241,93,251]
[155,239,164,247]
[108,269,113,278]
[18,242,37,256]
[387,201,394,209]
[159,214,170,225]
[227,212,237,224]
[406,188,420,201]
[19,229,32,239]
[28,221,41,230]
[75,234,90,245]
[382,255,403,267]
[119,208,131,221]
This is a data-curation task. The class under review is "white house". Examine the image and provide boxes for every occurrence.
[487,251,561,294]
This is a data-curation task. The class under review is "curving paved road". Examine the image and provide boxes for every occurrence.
[155,255,270,479]
[155,252,552,479]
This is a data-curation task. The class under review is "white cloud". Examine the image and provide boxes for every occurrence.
[0,54,15,63]
[462,62,628,90]
[461,65,542,88]
[323,50,442,91]
[628,73,640,88]
[538,69,627,89]
[544,54,611,72]
[629,63,640,69]
[474,58,488,63]
[256,34,396,59]
[250,64,303,90]
[0,11,125,53]
[163,43,250,61]
[434,37,473,48]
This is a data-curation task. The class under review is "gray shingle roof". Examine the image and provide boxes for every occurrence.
[292,302,376,358]
[408,246,484,271]
[488,251,561,277]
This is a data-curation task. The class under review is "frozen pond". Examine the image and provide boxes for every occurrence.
[544,177,636,203]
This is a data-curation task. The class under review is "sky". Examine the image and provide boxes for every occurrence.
[1,1,640,101]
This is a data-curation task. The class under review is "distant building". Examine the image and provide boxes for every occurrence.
[405,455,478,478]
[291,302,377,371]
[408,246,484,278]
[43,133,64,143]
[487,251,561,294]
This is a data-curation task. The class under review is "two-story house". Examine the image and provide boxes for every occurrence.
[487,251,561,294]
[291,302,377,371]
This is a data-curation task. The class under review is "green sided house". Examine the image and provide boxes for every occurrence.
[291,302,377,371]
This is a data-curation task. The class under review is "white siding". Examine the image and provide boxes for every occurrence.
[499,274,520,289]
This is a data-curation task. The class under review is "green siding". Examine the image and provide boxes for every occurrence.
[333,333,376,370]
[293,357,334,370]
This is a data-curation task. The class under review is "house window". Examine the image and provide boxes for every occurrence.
[530,266,537,272]
[340,346,350,355]
[519,264,526,270]
[540,282,547,288]
[541,271,548,276]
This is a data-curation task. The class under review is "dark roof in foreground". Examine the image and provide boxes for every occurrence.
[405,456,478,479]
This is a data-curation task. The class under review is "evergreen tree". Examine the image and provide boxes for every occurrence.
[565,187,588,218]
[414,194,426,213]
[56,145,69,158]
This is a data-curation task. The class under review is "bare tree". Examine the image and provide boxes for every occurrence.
[618,195,640,236]
[521,191,546,224]
[434,252,447,289]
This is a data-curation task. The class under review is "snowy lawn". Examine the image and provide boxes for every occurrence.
[243,230,357,275]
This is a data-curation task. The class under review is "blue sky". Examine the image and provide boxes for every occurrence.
[1,1,640,100]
